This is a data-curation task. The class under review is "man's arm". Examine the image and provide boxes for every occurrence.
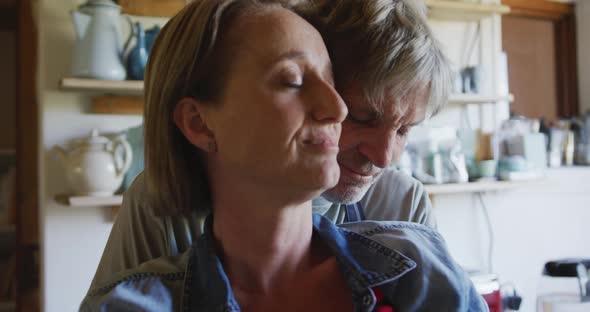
[89,173,204,290]
[89,174,170,289]
[82,249,190,312]
[360,169,436,228]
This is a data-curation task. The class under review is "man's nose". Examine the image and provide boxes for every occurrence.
[357,131,397,169]
[311,81,348,124]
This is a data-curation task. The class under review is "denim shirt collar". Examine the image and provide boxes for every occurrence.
[185,214,417,311]
[312,214,417,311]
[186,216,240,312]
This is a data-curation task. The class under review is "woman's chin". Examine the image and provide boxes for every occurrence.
[305,162,341,193]
[263,160,341,203]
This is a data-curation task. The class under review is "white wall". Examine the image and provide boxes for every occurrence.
[577,0,590,113]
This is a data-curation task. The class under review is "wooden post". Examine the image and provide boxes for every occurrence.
[15,0,40,310]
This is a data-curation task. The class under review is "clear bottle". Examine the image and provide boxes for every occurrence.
[426,141,444,184]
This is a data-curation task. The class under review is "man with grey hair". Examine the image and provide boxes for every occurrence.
[89,0,452,289]
[300,0,451,224]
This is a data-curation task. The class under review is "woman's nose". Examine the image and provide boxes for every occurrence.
[311,81,348,124]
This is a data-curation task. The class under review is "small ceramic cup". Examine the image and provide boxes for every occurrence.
[478,160,497,178]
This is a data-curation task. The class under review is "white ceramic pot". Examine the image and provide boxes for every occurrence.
[54,129,132,196]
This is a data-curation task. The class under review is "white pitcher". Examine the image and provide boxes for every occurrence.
[71,0,133,80]
[54,129,133,197]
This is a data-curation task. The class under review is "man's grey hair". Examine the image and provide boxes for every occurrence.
[296,0,452,117]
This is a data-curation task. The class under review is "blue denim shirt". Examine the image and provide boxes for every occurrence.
[81,214,488,311]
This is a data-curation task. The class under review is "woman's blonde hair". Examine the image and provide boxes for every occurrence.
[297,0,452,117]
[144,0,284,215]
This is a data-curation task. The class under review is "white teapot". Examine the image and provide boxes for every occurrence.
[54,129,132,196]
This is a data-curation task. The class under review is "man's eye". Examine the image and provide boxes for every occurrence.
[397,126,411,136]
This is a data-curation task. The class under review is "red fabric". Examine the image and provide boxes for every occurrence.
[372,287,394,312]
[482,290,502,312]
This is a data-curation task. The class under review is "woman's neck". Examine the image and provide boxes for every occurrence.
[209,167,321,296]
[213,202,314,293]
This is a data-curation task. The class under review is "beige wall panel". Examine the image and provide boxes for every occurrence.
[503,16,558,121]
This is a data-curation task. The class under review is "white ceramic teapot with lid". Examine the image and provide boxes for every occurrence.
[54,129,132,196]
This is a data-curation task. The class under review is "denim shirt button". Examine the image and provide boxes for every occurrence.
[362,294,373,306]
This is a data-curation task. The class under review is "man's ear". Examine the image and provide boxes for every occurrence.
[173,97,216,152]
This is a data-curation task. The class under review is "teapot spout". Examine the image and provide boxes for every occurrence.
[71,10,91,41]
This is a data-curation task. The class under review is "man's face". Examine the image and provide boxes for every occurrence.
[322,82,428,204]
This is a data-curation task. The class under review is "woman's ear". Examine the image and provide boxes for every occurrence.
[173,97,217,152]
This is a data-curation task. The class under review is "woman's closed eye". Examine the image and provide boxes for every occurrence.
[279,66,303,89]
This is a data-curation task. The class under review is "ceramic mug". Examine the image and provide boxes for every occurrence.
[478,159,497,178]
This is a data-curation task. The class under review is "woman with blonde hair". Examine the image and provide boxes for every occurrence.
[81,0,487,311]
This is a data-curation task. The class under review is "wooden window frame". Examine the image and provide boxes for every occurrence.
[502,0,579,118]
[0,0,16,30]
[15,0,40,310]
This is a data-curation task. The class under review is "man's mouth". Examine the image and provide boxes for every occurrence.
[338,163,376,183]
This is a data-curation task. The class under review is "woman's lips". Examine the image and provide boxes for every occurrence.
[302,135,339,154]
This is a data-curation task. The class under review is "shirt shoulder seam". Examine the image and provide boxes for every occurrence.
[87,271,186,297]
[352,222,442,239]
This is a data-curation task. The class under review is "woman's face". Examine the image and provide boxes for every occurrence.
[205,7,347,200]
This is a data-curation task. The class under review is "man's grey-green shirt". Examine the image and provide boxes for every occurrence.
[89,169,435,289]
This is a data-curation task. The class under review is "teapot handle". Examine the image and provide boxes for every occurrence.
[112,137,133,179]
[122,14,135,60]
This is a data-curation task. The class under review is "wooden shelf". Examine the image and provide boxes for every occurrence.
[120,0,185,17]
[62,78,514,110]
[60,78,143,95]
[92,96,143,115]
[425,180,530,195]
[54,179,539,206]
[55,195,123,207]
[448,93,514,105]
[426,0,510,21]
[61,77,514,114]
